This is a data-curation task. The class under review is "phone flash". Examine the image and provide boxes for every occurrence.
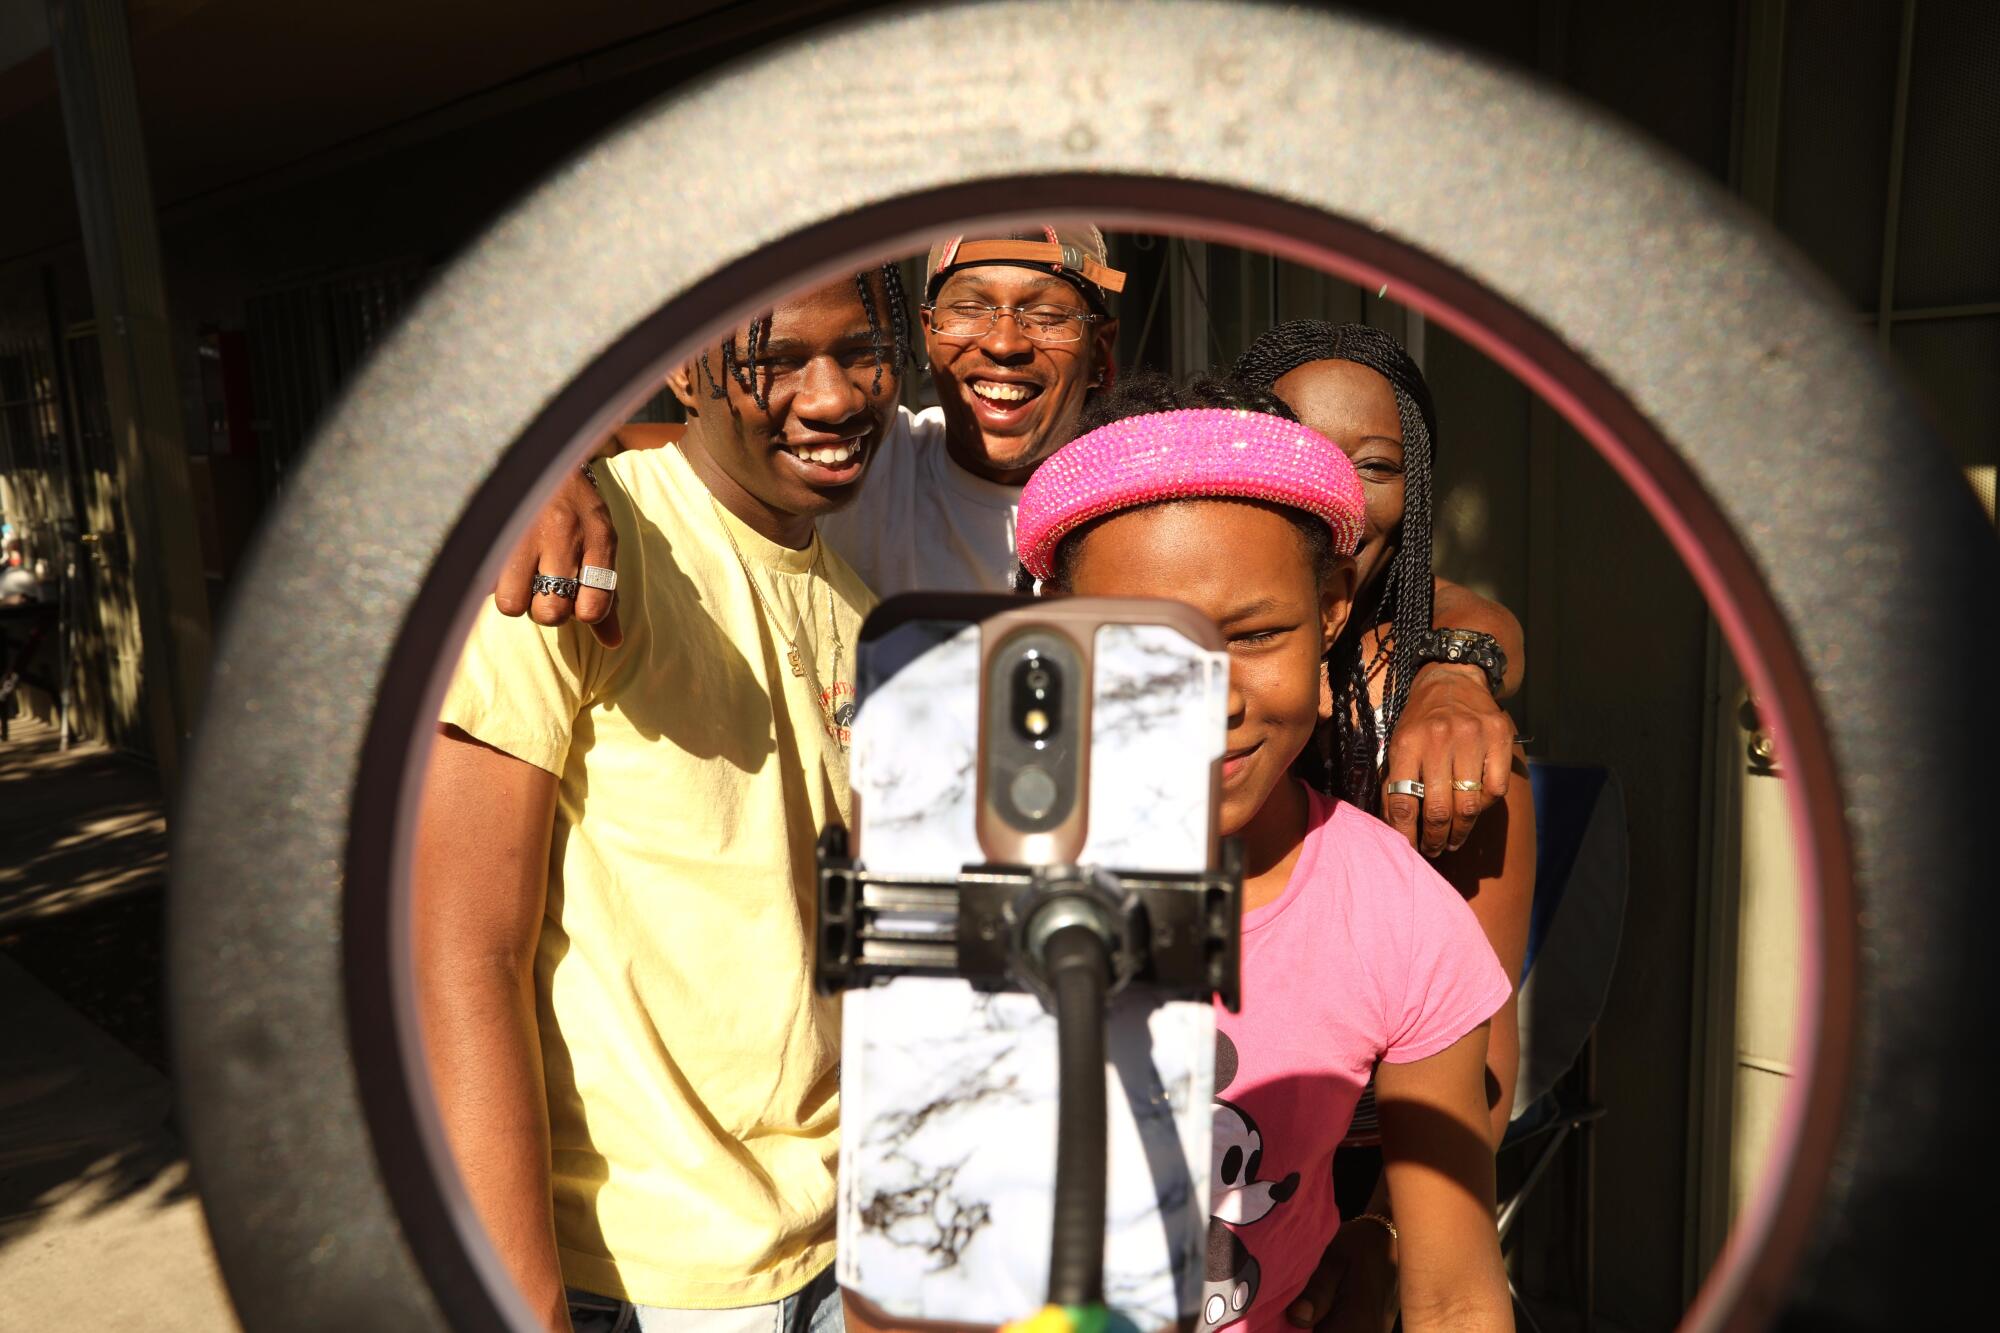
[1024,708,1050,736]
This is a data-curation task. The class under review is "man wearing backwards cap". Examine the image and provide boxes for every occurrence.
[502,224,1521,856]
[815,224,1124,595]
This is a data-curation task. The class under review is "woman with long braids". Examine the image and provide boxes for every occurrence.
[1234,321,1537,1332]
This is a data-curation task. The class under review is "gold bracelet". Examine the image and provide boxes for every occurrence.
[1348,1211,1399,1243]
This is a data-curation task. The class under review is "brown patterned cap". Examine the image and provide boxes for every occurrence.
[924,224,1125,312]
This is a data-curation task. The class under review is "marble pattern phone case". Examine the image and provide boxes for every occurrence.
[838,614,1229,1328]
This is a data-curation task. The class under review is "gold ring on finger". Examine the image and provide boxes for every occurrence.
[1451,778,1483,791]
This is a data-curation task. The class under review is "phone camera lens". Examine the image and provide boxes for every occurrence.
[1011,653,1063,740]
[990,636,1075,829]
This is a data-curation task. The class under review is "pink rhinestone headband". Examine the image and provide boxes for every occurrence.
[1016,408,1366,580]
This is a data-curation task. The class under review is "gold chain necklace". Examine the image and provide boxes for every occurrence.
[706,493,847,743]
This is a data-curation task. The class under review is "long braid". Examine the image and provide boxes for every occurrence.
[1380,383,1435,743]
[877,262,912,391]
[856,271,886,395]
[1232,320,1439,813]
[746,317,770,409]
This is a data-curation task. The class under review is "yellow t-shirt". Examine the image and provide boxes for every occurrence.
[439,443,872,1307]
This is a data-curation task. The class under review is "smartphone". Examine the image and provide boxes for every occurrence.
[830,593,1231,1329]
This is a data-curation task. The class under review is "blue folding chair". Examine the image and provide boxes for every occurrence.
[1498,761,1629,1332]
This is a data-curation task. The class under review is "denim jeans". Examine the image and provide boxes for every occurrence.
[567,1266,843,1333]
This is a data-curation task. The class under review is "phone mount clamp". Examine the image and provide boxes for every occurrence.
[812,826,1243,1013]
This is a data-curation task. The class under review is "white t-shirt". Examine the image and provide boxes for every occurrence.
[819,405,1023,597]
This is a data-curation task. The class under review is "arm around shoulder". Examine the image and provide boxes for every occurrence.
[1429,577,1523,698]
[1379,579,1525,856]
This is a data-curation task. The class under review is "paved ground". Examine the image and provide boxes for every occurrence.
[0,713,168,1066]
[0,716,238,1329]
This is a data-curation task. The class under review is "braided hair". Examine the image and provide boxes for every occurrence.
[703,264,912,410]
[1231,321,1437,812]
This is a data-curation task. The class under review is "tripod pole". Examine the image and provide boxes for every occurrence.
[1042,921,1111,1308]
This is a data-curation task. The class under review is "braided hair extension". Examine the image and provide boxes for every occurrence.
[865,263,914,396]
[1231,321,1437,812]
[702,263,911,410]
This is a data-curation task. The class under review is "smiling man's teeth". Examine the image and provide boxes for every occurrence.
[973,381,1033,403]
[791,441,860,466]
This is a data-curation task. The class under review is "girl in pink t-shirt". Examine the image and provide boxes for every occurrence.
[1016,374,1515,1333]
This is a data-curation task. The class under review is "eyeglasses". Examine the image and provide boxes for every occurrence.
[924,300,1101,344]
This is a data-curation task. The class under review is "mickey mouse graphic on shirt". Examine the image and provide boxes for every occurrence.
[1200,1032,1301,1332]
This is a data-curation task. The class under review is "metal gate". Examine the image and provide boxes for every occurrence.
[246,263,427,498]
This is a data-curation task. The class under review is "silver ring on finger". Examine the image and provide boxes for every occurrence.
[531,573,580,599]
[1451,778,1483,792]
[577,564,618,593]
[1386,778,1425,799]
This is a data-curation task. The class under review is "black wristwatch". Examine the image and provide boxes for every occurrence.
[1410,627,1507,696]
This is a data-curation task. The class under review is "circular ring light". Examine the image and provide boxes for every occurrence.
[168,2,2000,1329]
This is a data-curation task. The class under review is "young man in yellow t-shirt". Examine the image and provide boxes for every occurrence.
[414,265,912,1333]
